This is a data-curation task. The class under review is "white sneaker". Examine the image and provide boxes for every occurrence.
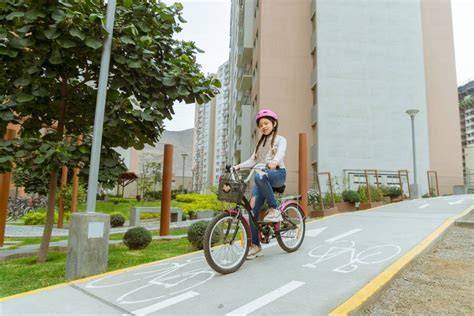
[263,208,282,222]
[246,244,262,260]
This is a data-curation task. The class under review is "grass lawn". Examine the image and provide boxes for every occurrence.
[84,199,187,219]
[0,238,196,298]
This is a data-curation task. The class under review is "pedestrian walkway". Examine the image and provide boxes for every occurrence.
[0,195,472,315]
[1,219,208,261]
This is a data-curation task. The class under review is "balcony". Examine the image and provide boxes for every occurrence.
[311,143,318,163]
[311,105,318,126]
[238,72,252,91]
[311,30,317,52]
[311,66,317,88]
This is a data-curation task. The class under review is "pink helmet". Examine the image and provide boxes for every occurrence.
[255,109,278,122]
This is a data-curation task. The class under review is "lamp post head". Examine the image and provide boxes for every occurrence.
[405,109,419,117]
[181,153,188,158]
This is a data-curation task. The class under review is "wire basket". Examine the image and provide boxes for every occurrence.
[217,175,246,203]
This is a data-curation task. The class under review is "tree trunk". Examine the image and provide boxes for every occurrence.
[37,76,67,263]
[37,170,58,263]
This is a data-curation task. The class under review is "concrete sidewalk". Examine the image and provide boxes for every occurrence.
[1,195,472,316]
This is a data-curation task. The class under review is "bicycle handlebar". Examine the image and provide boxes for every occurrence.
[227,163,268,184]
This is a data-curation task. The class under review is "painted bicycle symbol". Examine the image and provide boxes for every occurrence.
[85,257,215,305]
[303,240,401,273]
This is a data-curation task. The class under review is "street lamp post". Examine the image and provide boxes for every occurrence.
[406,109,419,198]
[181,154,188,192]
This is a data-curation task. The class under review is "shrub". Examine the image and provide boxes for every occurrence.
[342,190,360,203]
[187,220,220,250]
[123,227,152,250]
[110,213,125,227]
[307,189,321,210]
[23,212,58,225]
[140,212,160,220]
[386,186,402,197]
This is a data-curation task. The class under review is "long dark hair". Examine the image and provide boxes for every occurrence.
[254,117,278,156]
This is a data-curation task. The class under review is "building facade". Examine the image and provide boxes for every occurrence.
[458,80,474,182]
[227,0,463,195]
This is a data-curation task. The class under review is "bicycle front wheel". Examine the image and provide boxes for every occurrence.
[276,203,305,252]
[203,211,250,274]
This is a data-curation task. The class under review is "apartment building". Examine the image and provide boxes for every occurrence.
[227,0,463,195]
[458,80,474,182]
[213,62,231,185]
[192,98,216,193]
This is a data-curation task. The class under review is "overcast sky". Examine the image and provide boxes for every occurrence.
[163,0,474,131]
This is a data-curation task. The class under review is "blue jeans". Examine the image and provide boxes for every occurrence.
[250,168,286,246]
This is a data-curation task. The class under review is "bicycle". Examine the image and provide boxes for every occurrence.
[203,164,306,274]
[6,197,34,221]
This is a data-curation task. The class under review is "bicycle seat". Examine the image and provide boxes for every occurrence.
[272,185,285,194]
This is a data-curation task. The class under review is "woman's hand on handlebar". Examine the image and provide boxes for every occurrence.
[267,161,278,170]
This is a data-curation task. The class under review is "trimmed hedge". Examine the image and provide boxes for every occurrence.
[123,227,152,250]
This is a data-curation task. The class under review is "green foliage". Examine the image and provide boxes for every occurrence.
[23,212,58,225]
[307,189,321,210]
[342,190,360,203]
[459,95,474,109]
[0,0,219,187]
[140,212,160,220]
[381,185,402,197]
[123,227,152,250]
[187,220,218,250]
[58,184,86,212]
[323,192,342,207]
[176,193,220,214]
[110,213,125,227]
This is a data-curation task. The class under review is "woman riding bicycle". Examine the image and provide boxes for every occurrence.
[233,109,287,259]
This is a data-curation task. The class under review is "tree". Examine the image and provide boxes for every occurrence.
[0,0,219,263]
[460,95,474,109]
[117,171,138,197]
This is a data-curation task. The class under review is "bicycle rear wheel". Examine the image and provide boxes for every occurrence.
[276,203,305,252]
[203,211,250,274]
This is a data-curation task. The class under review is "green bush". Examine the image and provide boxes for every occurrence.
[22,212,58,225]
[308,189,321,210]
[123,227,152,250]
[342,190,360,203]
[384,186,402,197]
[140,212,160,220]
[187,220,217,250]
[110,213,125,227]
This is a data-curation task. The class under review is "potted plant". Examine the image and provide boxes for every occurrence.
[339,190,360,212]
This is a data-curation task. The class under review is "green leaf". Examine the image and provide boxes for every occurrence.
[141,111,153,121]
[6,11,24,20]
[49,50,63,64]
[16,93,34,103]
[127,60,141,69]
[57,38,77,48]
[27,65,41,74]
[120,35,135,45]
[14,77,30,87]
[16,25,32,33]
[85,37,102,49]
[0,110,14,121]
[0,29,7,39]
[25,9,46,20]
[114,55,127,64]
[32,87,48,97]
[44,28,60,40]
[162,77,176,87]
[104,159,116,167]
[52,10,65,22]
[69,27,85,41]
[177,85,190,96]
[211,78,221,88]
[174,3,184,11]
[10,37,35,49]
[0,156,13,163]
[139,36,152,46]
[124,0,133,8]
[0,47,18,58]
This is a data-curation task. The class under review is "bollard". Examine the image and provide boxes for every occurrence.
[160,144,173,236]
[298,133,309,218]
[0,128,17,247]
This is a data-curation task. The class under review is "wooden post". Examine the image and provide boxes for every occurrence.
[364,169,372,203]
[435,171,440,196]
[0,128,17,247]
[160,144,173,236]
[398,170,404,201]
[405,170,411,198]
[70,135,82,213]
[374,170,380,189]
[57,166,68,228]
[299,133,309,218]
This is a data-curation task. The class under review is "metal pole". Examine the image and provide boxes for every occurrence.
[410,115,418,194]
[85,0,117,213]
[182,155,186,191]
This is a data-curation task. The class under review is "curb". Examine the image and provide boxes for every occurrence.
[329,206,473,316]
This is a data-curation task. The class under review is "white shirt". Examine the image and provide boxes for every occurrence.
[238,135,287,169]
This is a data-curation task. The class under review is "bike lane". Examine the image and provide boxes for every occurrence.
[1,195,472,316]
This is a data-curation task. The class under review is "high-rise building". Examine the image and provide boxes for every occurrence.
[192,97,216,194]
[458,80,474,182]
[213,61,231,184]
[227,0,463,195]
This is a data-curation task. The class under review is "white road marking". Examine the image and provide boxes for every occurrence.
[225,281,305,316]
[419,204,430,209]
[306,227,328,237]
[325,229,362,243]
[448,199,464,205]
[131,291,199,316]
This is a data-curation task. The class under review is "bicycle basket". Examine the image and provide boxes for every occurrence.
[217,175,246,203]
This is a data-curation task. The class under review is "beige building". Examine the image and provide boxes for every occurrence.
[228,0,463,195]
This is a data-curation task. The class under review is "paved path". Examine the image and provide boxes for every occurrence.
[1,195,472,316]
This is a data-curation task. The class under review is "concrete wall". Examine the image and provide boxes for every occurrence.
[316,0,430,194]
[421,0,464,194]
[258,0,313,193]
